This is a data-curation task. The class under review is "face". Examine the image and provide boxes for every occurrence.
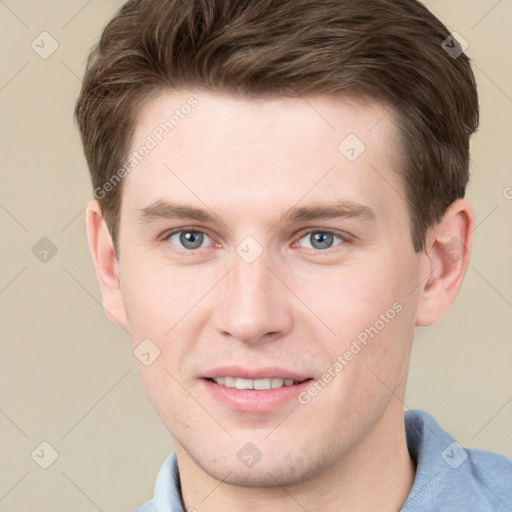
[116,91,426,486]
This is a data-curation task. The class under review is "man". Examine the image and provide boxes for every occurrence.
[75,0,512,510]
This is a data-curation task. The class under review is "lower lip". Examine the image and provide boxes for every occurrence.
[201,378,314,413]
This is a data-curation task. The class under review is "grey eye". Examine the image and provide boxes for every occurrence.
[169,230,211,250]
[299,231,342,250]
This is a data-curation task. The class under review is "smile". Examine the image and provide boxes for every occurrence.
[211,377,303,390]
[202,369,314,412]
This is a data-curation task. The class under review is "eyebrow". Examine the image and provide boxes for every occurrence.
[137,199,377,225]
[137,200,212,223]
[283,202,377,223]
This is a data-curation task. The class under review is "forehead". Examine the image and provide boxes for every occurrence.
[121,90,405,227]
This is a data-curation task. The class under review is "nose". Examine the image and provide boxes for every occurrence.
[213,253,294,344]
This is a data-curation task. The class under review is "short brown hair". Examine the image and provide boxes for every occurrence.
[75,0,478,254]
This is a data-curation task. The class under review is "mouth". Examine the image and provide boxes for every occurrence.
[201,367,314,412]
[207,377,307,390]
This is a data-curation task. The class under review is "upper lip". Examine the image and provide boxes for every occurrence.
[202,366,312,381]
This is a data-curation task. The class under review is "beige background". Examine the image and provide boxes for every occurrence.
[0,1,511,511]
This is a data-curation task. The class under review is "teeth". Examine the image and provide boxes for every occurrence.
[236,378,253,390]
[212,377,300,389]
[271,378,284,389]
[254,378,271,390]
[224,376,236,387]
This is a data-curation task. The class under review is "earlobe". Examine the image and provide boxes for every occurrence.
[415,199,474,327]
[85,199,129,330]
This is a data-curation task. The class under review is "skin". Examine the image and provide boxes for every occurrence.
[86,91,473,512]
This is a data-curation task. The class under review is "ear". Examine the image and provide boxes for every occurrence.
[415,199,474,327]
[85,199,129,331]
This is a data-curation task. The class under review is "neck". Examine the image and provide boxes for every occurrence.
[176,402,415,512]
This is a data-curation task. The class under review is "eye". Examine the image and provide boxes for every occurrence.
[167,230,212,250]
[297,231,344,250]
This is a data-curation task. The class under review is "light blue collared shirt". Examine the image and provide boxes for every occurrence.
[136,410,512,511]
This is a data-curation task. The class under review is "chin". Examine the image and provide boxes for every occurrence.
[186,441,337,488]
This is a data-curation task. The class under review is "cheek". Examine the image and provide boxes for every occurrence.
[300,254,417,385]
[321,274,416,411]
[119,259,215,417]
[299,260,406,338]
[120,257,214,341]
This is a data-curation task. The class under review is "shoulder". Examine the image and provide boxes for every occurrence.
[466,447,512,499]
[403,410,512,511]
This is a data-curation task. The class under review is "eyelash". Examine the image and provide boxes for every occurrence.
[161,228,215,256]
[161,227,351,255]
[294,228,348,250]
